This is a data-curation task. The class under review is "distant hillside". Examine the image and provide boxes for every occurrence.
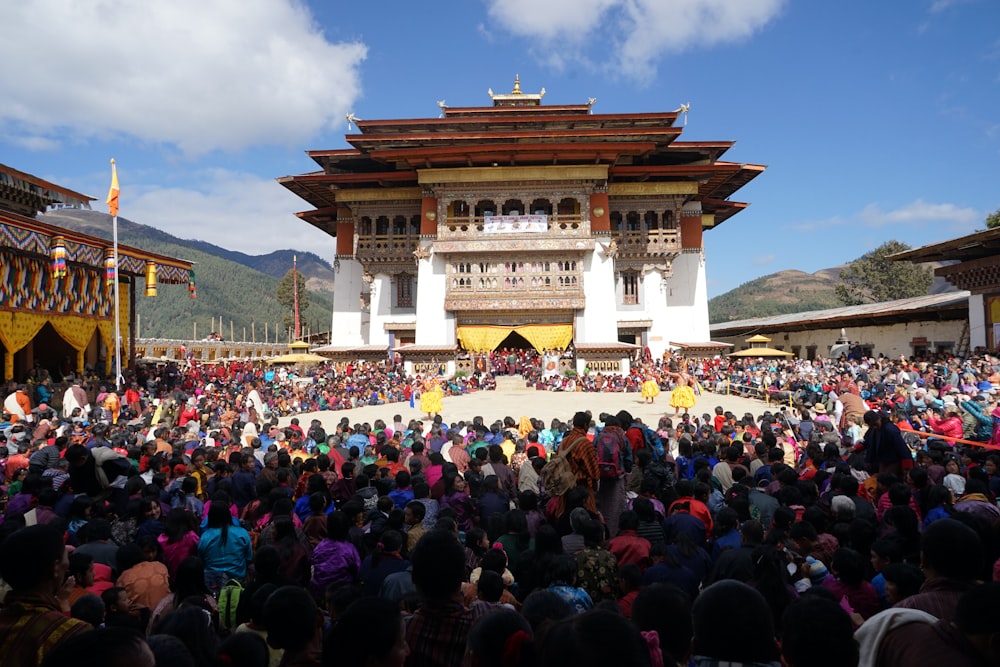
[182,241,335,294]
[41,208,333,340]
[709,264,957,323]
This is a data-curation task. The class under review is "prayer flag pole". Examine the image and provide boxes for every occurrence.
[293,255,301,340]
[106,159,124,390]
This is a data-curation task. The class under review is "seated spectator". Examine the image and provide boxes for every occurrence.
[781,594,858,667]
[539,608,656,667]
[263,586,324,667]
[405,530,475,667]
[323,596,409,666]
[0,525,91,664]
[39,627,156,667]
[895,518,983,621]
[691,581,781,666]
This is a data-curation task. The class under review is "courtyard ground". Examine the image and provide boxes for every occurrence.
[280,376,779,434]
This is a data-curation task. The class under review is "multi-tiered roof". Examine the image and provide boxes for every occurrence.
[279,77,763,235]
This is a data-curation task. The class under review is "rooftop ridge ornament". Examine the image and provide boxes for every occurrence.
[489,75,545,107]
[674,102,691,126]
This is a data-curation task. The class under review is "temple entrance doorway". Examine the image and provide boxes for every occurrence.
[18,322,84,382]
[495,331,534,351]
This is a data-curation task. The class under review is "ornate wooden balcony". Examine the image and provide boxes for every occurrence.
[438,214,590,241]
[355,234,420,261]
[444,266,585,311]
[611,228,680,256]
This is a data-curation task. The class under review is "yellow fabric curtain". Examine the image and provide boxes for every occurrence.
[515,324,573,352]
[50,316,98,352]
[457,326,513,353]
[0,311,13,355]
[8,312,48,353]
[97,320,115,354]
[0,312,12,381]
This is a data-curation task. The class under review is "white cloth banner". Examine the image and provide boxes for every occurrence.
[542,353,561,378]
[482,215,548,234]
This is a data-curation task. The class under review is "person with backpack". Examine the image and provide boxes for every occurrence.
[620,411,664,462]
[594,414,631,538]
[548,412,600,516]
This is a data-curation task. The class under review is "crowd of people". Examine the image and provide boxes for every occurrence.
[1,350,1000,666]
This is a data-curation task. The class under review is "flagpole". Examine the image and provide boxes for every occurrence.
[293,255,301,340]
[107,159,123,391]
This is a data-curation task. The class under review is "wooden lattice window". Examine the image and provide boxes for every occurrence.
[397,274,413,308]
[622,272,639,305]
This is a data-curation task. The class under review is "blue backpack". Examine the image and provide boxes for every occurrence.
[629,423,665,461]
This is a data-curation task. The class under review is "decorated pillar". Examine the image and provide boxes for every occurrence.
[589,192,610,232]
[420,196,438,235]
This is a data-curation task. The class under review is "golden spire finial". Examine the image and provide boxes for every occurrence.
[512,74,522,95]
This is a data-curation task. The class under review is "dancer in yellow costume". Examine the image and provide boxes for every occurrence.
[641,371,660,404]
[420,378,443,419]
[667,369,696,417]
[103,391,121,424]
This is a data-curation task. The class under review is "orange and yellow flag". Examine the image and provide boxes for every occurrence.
[106,158,120,217]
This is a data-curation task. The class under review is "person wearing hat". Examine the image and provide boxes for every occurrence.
[812,402,833,428]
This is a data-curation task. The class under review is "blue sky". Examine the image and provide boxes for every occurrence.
[1,0,997,297]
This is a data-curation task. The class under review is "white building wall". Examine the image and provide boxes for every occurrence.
[331,258,364,346]
[366,273,392,348]
[654,252,709,355]
[713,320,965,359]
[415,246,456,345]
[969,294,986,350]
[577,243,618,344]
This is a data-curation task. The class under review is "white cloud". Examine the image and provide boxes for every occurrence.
[0,0,366,155]
[858,199,980,227]
[128,169,336,257]
[486,0,784,81]
[753,254,776,266]
[929,0,974,13]
[785,201,979,235]
[1,134,62,152]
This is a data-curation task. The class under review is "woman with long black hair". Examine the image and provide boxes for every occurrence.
[198,501,253,595]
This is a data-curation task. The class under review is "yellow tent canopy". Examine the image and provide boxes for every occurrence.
[267,340,327,365]
[728,347,794,358]
[266,352,328,365]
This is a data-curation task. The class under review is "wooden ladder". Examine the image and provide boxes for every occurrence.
[955,318,970,358]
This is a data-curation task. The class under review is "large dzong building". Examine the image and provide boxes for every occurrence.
[280,78,763,365]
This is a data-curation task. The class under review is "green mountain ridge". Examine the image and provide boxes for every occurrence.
[709,265,956,323]
[40,208,333,341]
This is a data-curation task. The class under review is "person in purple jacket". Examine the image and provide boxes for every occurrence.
[310,510,360,599]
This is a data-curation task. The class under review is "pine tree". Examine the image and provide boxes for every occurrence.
[835,240,933,305]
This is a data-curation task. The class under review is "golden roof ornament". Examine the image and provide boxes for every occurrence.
[489,75,546,107]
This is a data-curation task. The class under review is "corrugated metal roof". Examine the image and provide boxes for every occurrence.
[575,342,640,350]
[711,291,969,334]
[313,344,389,354]
[669,341,734,349]
[394,345,458,352]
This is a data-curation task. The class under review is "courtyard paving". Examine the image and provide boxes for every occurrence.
[280,377,778,434]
